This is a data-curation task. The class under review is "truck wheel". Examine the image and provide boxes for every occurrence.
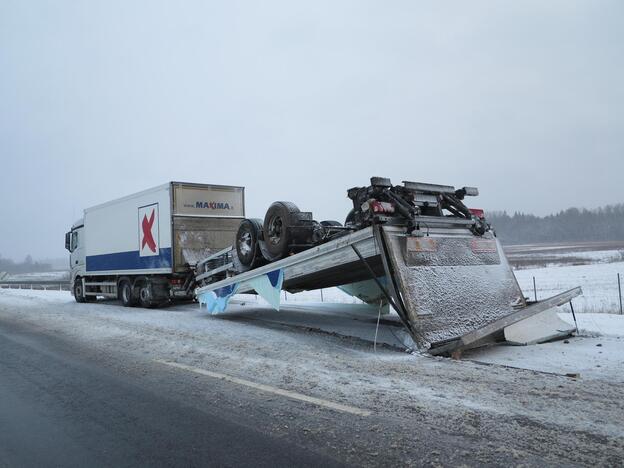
[73,279,86,303]
[120,281,137,307]
[236,218,263,267]
[138,283,155,308]
[263,201,300,259]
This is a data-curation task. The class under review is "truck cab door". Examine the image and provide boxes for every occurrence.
[69,227,85,274]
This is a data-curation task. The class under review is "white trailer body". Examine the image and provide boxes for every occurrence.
[66,182,245,306]
[85,183,174,275]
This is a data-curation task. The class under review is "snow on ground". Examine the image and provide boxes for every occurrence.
[466,335,623,382]
[2,288,623,464]
[246,286,363,305]
[508,248,624,267]
[4,270,69,281]
[514,261,624,313]
[525,248,624,264]
[1,288,622,384]
[466,311,624,382]
[560,311,624,337]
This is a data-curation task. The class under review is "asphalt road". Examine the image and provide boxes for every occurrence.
[0,318,343,468]
[1,290,623,467]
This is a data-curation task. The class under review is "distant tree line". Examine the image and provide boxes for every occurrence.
[488,204,624,245]
[0,254,52,274]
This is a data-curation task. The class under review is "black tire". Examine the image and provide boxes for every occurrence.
[138,282,155,308]
[320,220,342,227]
[73,279,86,303]
[120,281,137,307]
[345,209,356,226]
[236,218,263,267]
[263,201,300,259]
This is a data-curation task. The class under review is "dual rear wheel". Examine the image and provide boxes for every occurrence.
[119,279,155,308]
[235,202,302,266]
[235,202,346,266]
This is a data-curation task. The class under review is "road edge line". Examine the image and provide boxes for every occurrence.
[155,359,371,417]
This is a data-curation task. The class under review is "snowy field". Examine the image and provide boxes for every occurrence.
[504,241,624,268]
[1,270,69,281]
[514,262,623,313]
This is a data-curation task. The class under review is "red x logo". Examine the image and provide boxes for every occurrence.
[141,210,157,253]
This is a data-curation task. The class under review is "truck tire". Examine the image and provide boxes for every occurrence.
[263,201,300,259]
[120,280,137,307]
[138,282,156,308]
[73,279,86,303]
[236,218,263,267]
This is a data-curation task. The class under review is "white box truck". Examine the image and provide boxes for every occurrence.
[65,182,244,306]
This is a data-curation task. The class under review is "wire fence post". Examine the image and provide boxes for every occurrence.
[320,289,324,302]
[618,273,622,315]
[569,301,579,334]
[533,276,537,302]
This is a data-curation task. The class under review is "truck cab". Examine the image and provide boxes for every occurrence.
[65,218,86,299]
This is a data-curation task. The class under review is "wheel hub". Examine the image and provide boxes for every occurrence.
[267,216,283,245]
[238,231,252,255]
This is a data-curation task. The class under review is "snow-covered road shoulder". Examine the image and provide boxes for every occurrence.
[1,288,624,465]
[1,288,623,383]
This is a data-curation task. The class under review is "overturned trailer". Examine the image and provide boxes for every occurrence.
[195,177,581,356]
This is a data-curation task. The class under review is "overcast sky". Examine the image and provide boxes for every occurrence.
[1,1,622,261]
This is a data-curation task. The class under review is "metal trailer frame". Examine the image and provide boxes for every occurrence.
[195,220,582,356]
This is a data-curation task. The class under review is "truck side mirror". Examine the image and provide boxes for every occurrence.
[65,232,72,252]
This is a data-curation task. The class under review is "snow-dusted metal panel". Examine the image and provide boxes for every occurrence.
[381,226,526,349]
